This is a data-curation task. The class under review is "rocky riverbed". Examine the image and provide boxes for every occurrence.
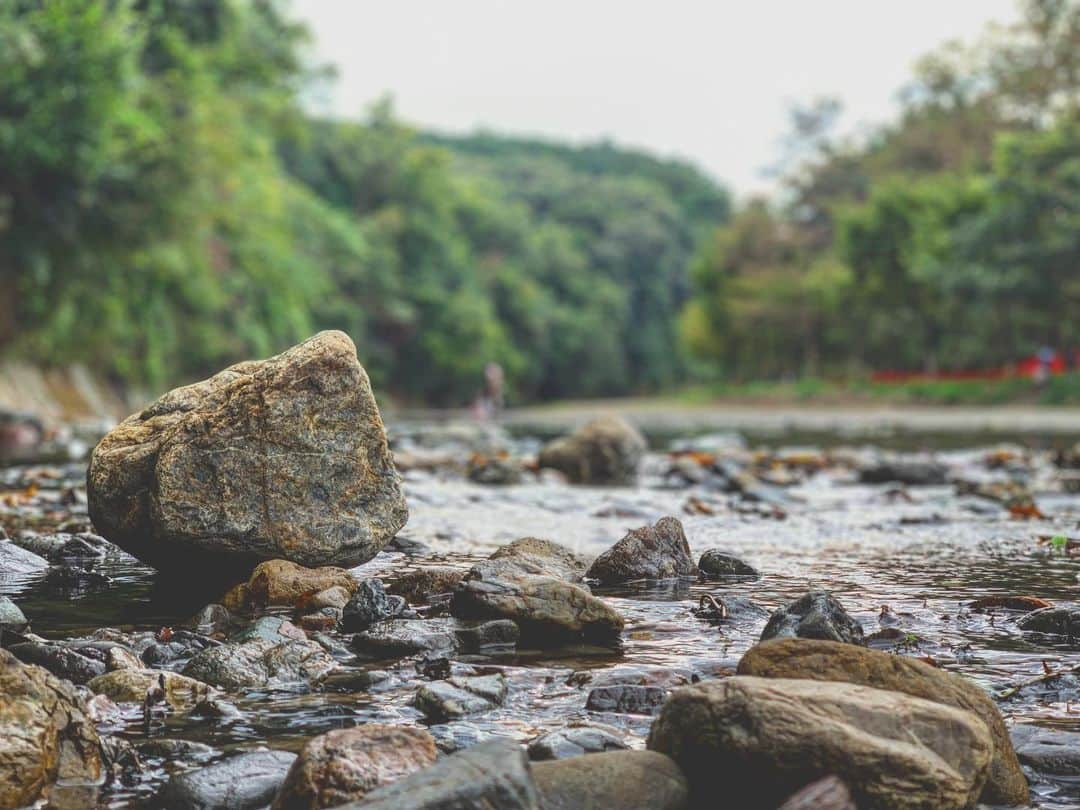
[2,339,1079,809]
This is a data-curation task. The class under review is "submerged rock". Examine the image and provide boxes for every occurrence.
[452,575,624,642]
[586,516,696,584]
[0,540,49,577]
[0,596,27,631]
[585,684,666,715]
[647,676,993,810]
[9,531,108,562]
[182,639,336,689]
[9,640,106,684]
[157,749,296,810]
[737,638,1028,806]
[538,415,646,485]
[698,549,759,579]
[88,331,408,574]
[1016,604,1080,641]
[532,750,688,810]
[272,724,437,809]
[346,738,540,810]
[415,674,508,721]
[0,649,102,809]
[527,723,628,760]
[760,591,864,645]
[1011,724,1080,778]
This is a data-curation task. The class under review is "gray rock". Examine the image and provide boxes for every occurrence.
[472,537,592,583]
[10,532,108,562]
[230,616,306,644]
[182,639,336,689]
[352,618,460,658]
[698,549,759,579]
[527,724,629,760]
[388,567,464,604]
[760,591,864,645]
[88,331,408,574]
[136,739,216,760]
[0,596,27,630]
[342,738,540,810]
[415,674,508,721]
[157,749,296,810]
[533,750,688,810]
[454,618,520,651]
[647,676,993,810]
[586,684,666,715]
[341,578,406,631]
[426,723,491,754]
[858,458,947,486]
[0,541,49,577]
[188,604,230,636]
[1016,605,1080,641]
[8,640,106,684]
[1011,724,1080,777]
[586,516,696,584]
[452,575,624,642]
[538,415,646,485]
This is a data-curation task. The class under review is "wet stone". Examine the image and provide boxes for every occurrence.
[760,591,865,645]
[532,750,688,810]
[527,723,629,760]
[341,578,406,631]
[698,548,760,579]
[0,540,49,576]
[0,595,27,630]
[9,531,109,562]
[346,738,540,810]
[352,618,460,658]
[387,567,464,604]
[182,638,337,689]
[1011,725,1080,777]
[8,640,107,684]
[586,516,696,584]
[1016,604,1080,642]
[415,673,508,721]
[231,615,307,644]
[585,684,666,715]
[157,749,296,810]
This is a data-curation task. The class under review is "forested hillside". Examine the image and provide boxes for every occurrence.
[1,0,728,405]
[682,0,1079,381]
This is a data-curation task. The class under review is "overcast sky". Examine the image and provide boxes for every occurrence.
[291,1,1017,196]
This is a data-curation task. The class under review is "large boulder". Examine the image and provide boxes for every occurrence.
[532,750,688,810]
[272,725,437,809]
[538,415,647,485]
[452,575,624,642]
[0,649,102,810]
[341,738,540,810]
[586,516,696,584]
[737,638,1028,806]
[88,331,407,575]
[647,676,993,810]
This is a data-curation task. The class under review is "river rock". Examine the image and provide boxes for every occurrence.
[188,604,231,636]
[647,676,993,810]
[182,639,336,689]
[858,458,947,486]
[388,567,464,603]
[0,540,49,577]
[532,750,688,810]
[342,738,540,810]
[586,684,666,715]
[415,674,508,721]
[1016,604,1080,640]
[538,415,646,485]
[467,455,524,485]
[10,531,108,562]
[157,749,296,810]
[452,575,624,642]
[225,560,358,611]
[272,724,437,809]
[352,618,460,658]
[9,640,106,684]
[472,537,592,583]
[87,331,408,574]
[586,516,696,584]
[527,723,629,760]
[88,669,212,708]
[698,549,759,579]
[777,776,856,810]
[304,585,352,610]
[341,578,406,631]
[1011,724,1080,777]
[0,596,26,631]
[760,591,864,645]
[737,638,1028,806]
[0,649,102,809]
[231,616,307,644]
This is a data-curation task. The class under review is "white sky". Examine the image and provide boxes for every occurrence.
[291,0,1018,196]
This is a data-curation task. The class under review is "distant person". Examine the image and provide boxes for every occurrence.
[472,362,505,420]
[1034,345,1056,386]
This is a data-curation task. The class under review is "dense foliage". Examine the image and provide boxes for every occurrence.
[683,0,1079,380]
[0,0,728,403]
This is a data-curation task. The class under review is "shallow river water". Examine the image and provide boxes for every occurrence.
[2,423,1079,809]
